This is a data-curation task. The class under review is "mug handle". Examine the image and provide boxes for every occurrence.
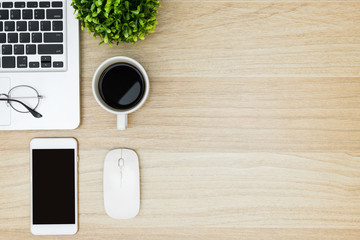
[117,114,127,130]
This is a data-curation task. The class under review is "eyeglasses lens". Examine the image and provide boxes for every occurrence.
[8,86,40,113]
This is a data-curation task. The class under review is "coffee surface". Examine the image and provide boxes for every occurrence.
[99,63,145,110]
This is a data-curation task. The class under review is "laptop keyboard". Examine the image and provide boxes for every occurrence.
[0,1,66,71]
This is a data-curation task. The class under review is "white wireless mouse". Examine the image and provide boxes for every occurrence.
[103,149,140,219]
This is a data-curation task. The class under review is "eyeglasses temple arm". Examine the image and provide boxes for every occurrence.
[0,98,42,118]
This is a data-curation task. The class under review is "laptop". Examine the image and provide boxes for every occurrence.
[0,0,80,130]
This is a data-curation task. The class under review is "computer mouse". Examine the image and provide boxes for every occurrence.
[103,149,140,219]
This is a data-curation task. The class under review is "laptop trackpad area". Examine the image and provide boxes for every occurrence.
[0,78,11,126]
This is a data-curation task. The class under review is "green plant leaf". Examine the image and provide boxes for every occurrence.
[124,27,129,38]
[72,0,160,45]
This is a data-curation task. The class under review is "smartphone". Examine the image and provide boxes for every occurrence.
[30,138,78,235]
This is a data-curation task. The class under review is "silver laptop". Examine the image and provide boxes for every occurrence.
[0,0,80,130]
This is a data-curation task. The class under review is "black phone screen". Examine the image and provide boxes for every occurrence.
[32,149,75,224]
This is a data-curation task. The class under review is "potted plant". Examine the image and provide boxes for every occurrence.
[71,0,161,46]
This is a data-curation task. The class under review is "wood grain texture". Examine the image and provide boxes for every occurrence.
[81,2,360,77]
[1,1,360,240]
[2,229,360,240]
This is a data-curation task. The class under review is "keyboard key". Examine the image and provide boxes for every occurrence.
[52,2,63,8]
[38,44,63,54]
[26,44,36,54]
[46,9,62,19]
[22,9,33,19]
[41,21,50,31]
[2,57,15,68]
[52,21,63,31]
[0,22,3,31]
[2,45,12,55]
[29,21,39,31]
[0,10,9,20]
[41,56,51,62]
[10,10,20,19]
[32,33,42,43]
[20,33,30,43]
[44,32,62,42]
[27,2,38,8]
[41,61,51,68]
[34,9,45,19]
[15,2,25,8]
[39,2,50,8]
[0,33,5,43]
[17,56,27,68]
[4,21,15,31]
[16,21,27,31]
[29,62,39,68]
[8,33,18,43]
[14,44,24,54]
[53,61,63,68]
[2,2,13,8]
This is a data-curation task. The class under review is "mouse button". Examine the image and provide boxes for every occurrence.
[124,158,139,175]
[105,149,122,163]
[104,155,119,171]
[122,149,138,161]
[120,166,135,184]
[124,153,139,170]
[122,173,138,188]
[104,161,121,184]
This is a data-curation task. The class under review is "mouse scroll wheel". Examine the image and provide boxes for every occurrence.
[118,158,124,186]
[118,158,124,168]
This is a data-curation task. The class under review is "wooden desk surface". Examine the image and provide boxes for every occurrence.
[2,1,360,239]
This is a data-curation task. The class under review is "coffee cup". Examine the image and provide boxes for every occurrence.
[92,56,149,130]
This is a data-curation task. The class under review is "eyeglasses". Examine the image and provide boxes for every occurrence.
[0,85,43,118]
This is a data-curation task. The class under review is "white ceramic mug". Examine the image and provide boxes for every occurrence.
[92,56,150,130]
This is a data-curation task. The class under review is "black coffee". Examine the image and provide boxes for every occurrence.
[99,63,145,110]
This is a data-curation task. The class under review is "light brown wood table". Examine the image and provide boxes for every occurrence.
[2,1,360,239]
